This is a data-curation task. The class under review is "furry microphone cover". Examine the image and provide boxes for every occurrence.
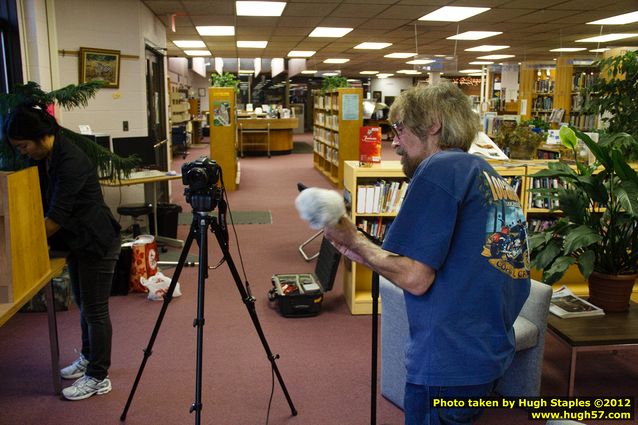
[295,187,346,230]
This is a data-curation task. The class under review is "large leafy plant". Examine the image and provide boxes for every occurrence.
[321,76,348,93]
[528,126,638,284]
[210,72,240,91]
[584,50,638,141]
[0,81,138,180]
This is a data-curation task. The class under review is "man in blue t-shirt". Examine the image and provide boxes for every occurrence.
[324,83,530,425]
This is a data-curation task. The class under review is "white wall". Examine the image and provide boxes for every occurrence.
[53,0,165,138]
[370,77,413,103]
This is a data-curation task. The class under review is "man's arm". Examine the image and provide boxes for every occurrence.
[44,217,61,238]
[324,216,435,296]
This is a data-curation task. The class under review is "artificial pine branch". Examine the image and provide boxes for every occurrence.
[0,81,139,179]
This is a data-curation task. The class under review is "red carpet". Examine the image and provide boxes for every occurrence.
[0,135,635,424]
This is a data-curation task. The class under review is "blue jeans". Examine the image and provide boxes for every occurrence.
[67,238,121,380]
[404,381,495,425]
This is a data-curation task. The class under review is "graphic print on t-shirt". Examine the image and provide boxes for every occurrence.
[480,171,530,279]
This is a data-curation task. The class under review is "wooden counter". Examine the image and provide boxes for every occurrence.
[238,117,298,155]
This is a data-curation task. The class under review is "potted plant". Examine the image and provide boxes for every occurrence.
[209,72,240,91]
[528,126,638,311]
[321,76,348,93]
[0,81,139,180]
[493,122,545,159]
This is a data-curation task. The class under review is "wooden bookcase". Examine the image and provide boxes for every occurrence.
[312,88,363,188]
[342,161,407,314]
[340,159,638,314]
[208,87,238,191]
[519,62,555,121]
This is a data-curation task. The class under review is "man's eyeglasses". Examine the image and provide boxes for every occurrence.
[391,121,404,139]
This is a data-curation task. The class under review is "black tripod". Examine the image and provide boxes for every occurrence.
[120,195,297,424]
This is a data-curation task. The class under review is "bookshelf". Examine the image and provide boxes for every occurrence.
[208,87,238,191]
[312,88,363,188]
[519,62,555,121]
[343,161,407,314]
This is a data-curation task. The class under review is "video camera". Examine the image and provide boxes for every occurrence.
[182,156,222,212]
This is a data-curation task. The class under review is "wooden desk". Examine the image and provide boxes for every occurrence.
[547,302,638,396]
[237,118,298,154]
[0,257,67,393]
[102,173,183,247]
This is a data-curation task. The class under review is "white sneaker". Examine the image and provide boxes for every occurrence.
[62,375,112,401]
[60,354,89,380]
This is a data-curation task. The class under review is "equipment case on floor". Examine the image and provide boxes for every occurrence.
[269,237,341,317]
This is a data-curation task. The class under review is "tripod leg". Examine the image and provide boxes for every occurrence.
[121,221,197,421]
[211,222,298,416]
[190,215,209,424]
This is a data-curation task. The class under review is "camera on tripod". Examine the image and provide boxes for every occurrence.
[182,156,222,212]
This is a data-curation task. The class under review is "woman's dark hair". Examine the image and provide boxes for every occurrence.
[2,103,60,143]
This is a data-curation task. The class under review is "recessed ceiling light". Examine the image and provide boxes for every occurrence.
[397,70,421,74]
[477,54,515,60]
[550,47,587,52]
[589,48,611,52]
[237,41,268,48]
[419,6,490,22]
[288,50,315,57]
[588,11,638,25]
[354,42,392,49]
[576,33,638,43]
[460,69,482,73]
[301,70,317,74]
[236,1,286,16]
[309,27,353,38]
[447,31,502,40]
[465,45,509,52]
[196,26,235,36]
[406,59,435,65]
[384,53,417,58]
[469,61,494,65]
[324,58,350,63]
[173,40,206,48]
[376,73,394,78]
[360,71,379,74]
[184,50,212,56]
[322,72,340,76]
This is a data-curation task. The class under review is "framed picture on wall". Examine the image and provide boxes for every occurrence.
[79,47,121,88]
[372,90,382,102]
[198,88,206,97]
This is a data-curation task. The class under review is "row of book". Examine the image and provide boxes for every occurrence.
[313,127,339,148]
[569,113,597,131]
[532,96,553,111]
[357,218,392,243]
[314,95,339,111]
[313,142,338,165]
[528,217,557,233]
[572,72,597,91]
[534,79,555,93]
[356,180,408,214]
[314,112,338,129]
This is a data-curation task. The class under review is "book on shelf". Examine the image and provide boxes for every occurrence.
[549,285,605,318]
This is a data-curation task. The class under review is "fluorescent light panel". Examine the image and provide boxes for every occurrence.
[406,59,435,65]
[460,69,481,73]
[589,48,611,52]
[324,58,349,63]
[465,45,509,52]
[419,6,490,22]
[236,1,286,16]
[288,50,315,57]
[384,53,417,58]
[588,11,638,25]
[237,41,268,48]
[196,26,235,36]
[301,70,317,74]
[184,50,212,56]
[354,42,392,49]
[447,31,502,40]
[322,72,340,76]
[550,47,587,52]
[376,73,394,78]
[309,27,353,37]
[469,61,494,65]
[477,54,515,60]
[576,33,638,43]
[397,69,421,74]
[360,71,378,74]
[173,40,206,48]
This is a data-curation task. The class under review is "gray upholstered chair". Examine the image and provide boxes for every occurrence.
[379,277,552,409]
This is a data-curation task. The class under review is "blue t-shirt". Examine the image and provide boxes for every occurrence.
[382,150,531,387]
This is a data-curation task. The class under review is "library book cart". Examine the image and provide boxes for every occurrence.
[0,167,67,393]
[341,159,629,315]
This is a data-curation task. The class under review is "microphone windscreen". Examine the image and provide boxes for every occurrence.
[295,187,346,229]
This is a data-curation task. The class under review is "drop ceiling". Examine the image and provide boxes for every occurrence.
[142,0,638,76]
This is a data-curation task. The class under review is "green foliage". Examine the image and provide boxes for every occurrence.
[520,117,550,131]
[529,127,638,283]
[584,50,638,139]
[0,81,139,180]
[209,72,240,91]
[493,123,545,159]
[321,76,349,93]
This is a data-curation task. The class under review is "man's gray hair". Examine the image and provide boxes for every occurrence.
[388,83,481,151]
